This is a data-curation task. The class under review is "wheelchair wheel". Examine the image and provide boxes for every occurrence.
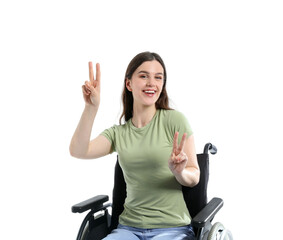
[208,222,233,240]
[207,222,225,240]
[80,222,89,240]
[220,229,233,240]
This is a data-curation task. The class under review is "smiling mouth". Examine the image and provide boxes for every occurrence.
[143,90,156,97]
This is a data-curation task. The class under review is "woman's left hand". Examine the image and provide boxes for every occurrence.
[168,132,188,175]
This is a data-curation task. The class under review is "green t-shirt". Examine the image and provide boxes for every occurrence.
[100,109,193,229]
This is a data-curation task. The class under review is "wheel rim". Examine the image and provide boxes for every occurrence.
[207,222,225,240]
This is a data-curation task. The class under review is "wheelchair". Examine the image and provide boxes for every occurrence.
[72,143,233,240]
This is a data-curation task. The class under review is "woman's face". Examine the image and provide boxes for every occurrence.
[126,60,164,107]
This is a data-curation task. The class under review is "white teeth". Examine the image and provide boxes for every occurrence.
[144,91,155,93]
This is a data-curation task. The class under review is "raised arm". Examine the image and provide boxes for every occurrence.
[69,62,112,159]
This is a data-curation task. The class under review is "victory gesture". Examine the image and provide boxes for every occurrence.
[169,132,188,175]
[82,62,101,108]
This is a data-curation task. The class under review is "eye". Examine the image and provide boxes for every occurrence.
[155,76,163,80]
[140,74,148,79]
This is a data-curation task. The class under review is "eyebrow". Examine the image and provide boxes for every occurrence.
[138,71,164,75]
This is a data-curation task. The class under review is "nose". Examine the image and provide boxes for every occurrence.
[146,75,155,86]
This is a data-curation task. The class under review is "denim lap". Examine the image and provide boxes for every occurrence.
[102,224,195,240]
[102,228,140,240]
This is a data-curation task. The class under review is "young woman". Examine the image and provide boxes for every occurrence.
[70,52,200,240]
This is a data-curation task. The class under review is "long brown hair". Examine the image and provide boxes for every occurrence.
[119,51,172,124]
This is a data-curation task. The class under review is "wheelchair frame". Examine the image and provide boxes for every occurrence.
[72,143,233,240]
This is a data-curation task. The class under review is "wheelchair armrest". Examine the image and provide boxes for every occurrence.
[191,197,224,228]
[72,195,109,213]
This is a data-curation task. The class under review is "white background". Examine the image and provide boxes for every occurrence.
[1,0,282,239]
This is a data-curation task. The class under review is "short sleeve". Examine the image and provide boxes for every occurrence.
[166,110,193,143]
[100,125,117,153]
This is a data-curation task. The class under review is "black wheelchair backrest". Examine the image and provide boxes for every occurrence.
[110,143,215,230]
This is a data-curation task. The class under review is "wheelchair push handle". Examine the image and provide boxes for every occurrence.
[203,143,217,155]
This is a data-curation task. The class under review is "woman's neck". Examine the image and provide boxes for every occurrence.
[131,104,157,128]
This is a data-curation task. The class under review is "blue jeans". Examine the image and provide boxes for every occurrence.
[102,224,195,240]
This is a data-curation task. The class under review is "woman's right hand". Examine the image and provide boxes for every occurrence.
[82,62,101,108]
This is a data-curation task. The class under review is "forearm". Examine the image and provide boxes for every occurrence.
[69,105,98,158]
[174,167,200,187]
